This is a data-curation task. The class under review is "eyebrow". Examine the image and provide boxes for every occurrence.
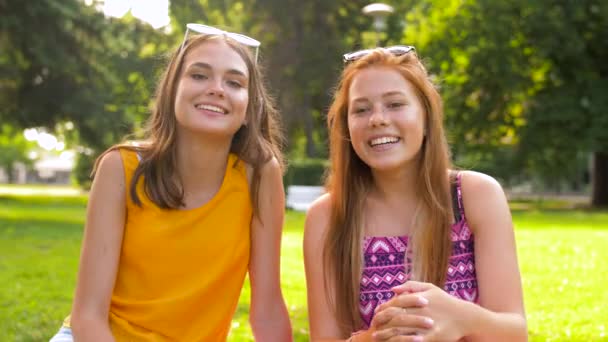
[186,62,248,78]
[351,91,407,103]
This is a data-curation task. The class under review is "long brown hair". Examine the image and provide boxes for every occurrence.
[324,49,452,333]
[93,33,284,212]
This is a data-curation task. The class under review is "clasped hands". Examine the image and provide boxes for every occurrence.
[370,281,467,342]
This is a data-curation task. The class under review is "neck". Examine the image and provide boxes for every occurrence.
[175,128,233,191]
[370,162,420,203]
[363,162,422,237]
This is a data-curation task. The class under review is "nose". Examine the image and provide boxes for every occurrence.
[369,105,388,127]
[206,79,225,98]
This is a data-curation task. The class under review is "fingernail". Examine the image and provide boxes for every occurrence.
[418,296,429,305]
[424,317,434,327]
[413,336,423,342]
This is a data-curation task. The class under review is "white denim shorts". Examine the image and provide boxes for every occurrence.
[49,327,73,342]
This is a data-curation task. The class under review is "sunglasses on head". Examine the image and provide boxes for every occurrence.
[343,45,416,63]
[180,23,261,62]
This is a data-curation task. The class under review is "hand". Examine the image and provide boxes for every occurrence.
[370,291,433,341]
[374,281,470,342]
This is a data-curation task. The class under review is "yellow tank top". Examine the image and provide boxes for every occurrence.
[106,148,252,341]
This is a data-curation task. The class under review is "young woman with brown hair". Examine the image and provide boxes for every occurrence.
[50,24,292,342]
[304,46,526,341]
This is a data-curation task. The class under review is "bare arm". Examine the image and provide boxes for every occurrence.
[460,171,527,341]
[304,195,376,342]
[373,171,526,342]
[70,150,126,341]
[248,157,293,341]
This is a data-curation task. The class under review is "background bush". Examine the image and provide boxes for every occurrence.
[284,159,328,187]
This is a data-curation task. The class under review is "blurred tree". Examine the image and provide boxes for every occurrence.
[1,0,169,186]
[74,12,170,149]
[0,124,33,183]
[1,0,105,128]
[403,0,608,206]
[251,0,389,158]
[519,1,608,206]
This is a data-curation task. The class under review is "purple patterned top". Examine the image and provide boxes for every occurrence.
[359,175,479,328]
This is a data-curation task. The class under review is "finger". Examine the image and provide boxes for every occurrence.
[385,337,424,342]
[374,310,434,332]
[375,297,399,314]
[373,326,424,341]
[391,314,434,330]
[377,337,416,342]
[372,306,406,326]
[392,280,433,294]
[376,293,429,313]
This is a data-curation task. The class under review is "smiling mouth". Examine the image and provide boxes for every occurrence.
[369,136,400,147]
[195,104,228,114]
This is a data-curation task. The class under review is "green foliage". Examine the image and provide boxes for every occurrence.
[68,14,169,151]
[1,0,169,180]
[251,0,372,158]
[0,124,34,182]
[453,146,520,186]
[3,0,608,202]
[402,0,608,204]
[284,158,328,187]
[72,151,97,190]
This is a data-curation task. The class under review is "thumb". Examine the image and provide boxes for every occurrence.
[391,280,433,294]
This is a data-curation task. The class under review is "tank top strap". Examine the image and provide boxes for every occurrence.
[118,148,142,205]
[228,153,246,174]
[450,171,465,223]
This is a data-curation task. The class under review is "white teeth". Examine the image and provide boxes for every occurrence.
[369,136,399,147]
[196,104,226,114]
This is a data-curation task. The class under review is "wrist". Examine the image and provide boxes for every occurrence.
[460,299,486,338]
[350,328,374,342]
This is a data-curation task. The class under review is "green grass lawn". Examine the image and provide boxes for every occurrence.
[1,191,607,341]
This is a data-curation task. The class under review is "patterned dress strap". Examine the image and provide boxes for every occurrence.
[450,171,463,223]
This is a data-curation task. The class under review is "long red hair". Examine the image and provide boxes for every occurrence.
[324,49,453,333]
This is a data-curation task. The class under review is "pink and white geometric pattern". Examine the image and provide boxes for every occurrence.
[358,174,479,329]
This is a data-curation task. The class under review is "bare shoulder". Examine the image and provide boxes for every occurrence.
[244,156,281,186]
[260,156,282,176]
[305,193,332,240]
[258,157,283,192]
[95,149,125,184]
[459,170,510,234]
[459,170,505,200]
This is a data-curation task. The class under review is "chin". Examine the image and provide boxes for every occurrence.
[365,156,417,172]
[369,163,404,172]
[187,124,240,137]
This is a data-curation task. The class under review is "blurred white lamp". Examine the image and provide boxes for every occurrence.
[362,3,394,46]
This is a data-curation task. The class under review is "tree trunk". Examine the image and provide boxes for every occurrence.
[591,151,608,207]
[5,164,15,184]
[302,94,317,158]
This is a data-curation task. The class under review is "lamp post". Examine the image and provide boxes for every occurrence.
[362,3,394,46]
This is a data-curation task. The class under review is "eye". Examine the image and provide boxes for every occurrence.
[351,107,369,115]
[226,80,244,88]
[191,73,207,80]
[387,102,404,109]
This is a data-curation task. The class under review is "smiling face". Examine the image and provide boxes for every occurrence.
[174,39,249,139]
[347,66,426,173]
